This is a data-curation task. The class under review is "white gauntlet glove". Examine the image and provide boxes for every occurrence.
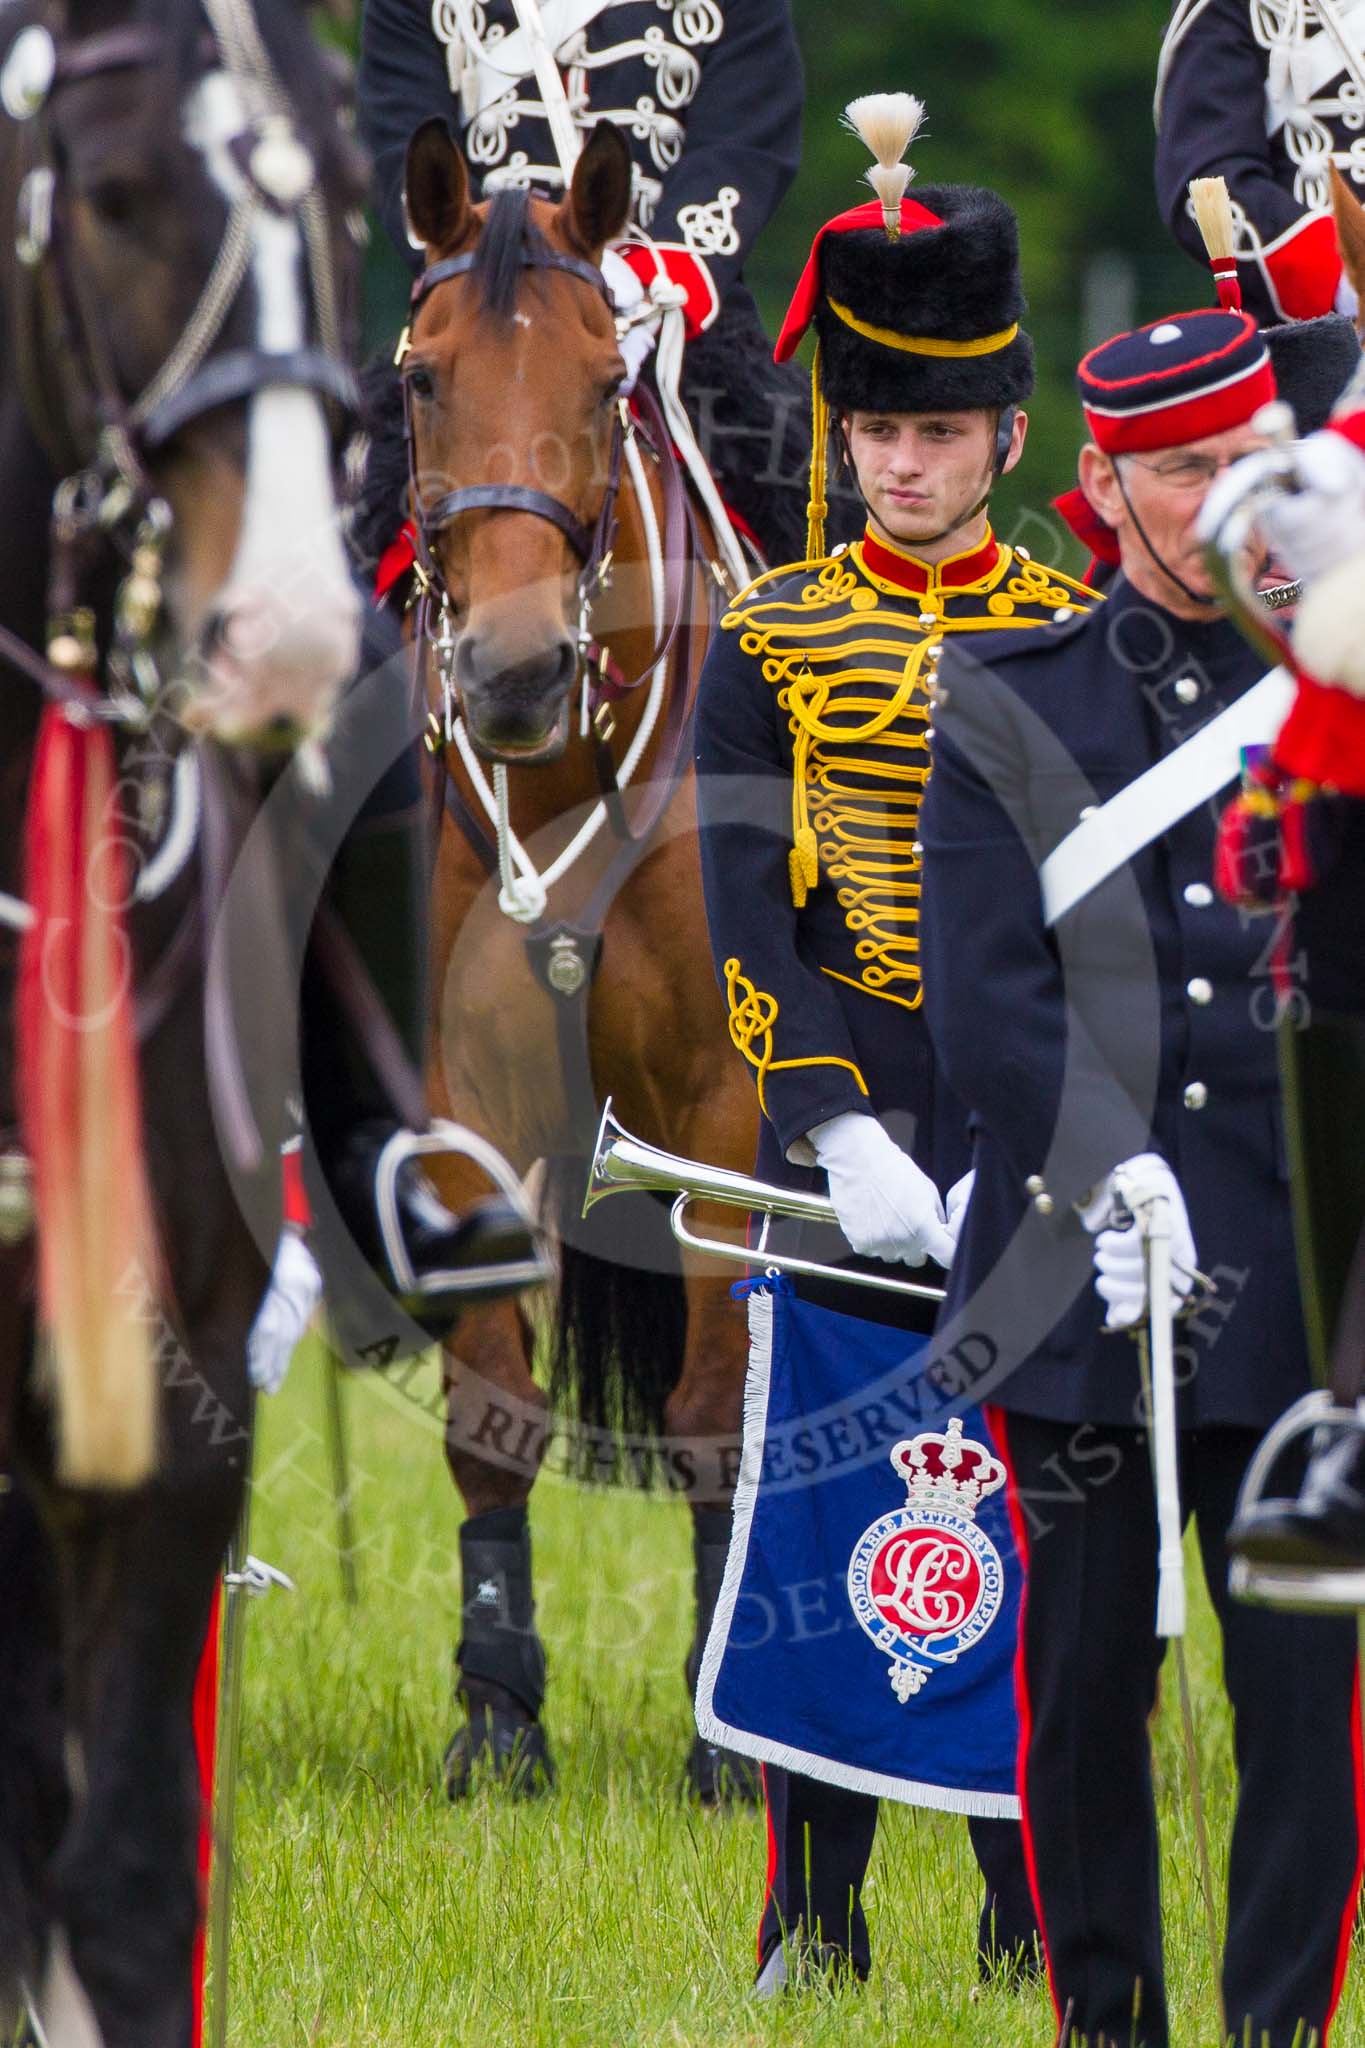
[601,246,657,394]
[809,1113,956,1269]
[247,1229,323,1395]
[1078,1152,1199,1333]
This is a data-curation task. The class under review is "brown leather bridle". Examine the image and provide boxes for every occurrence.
[1,6,359,715]
[9,16,358,495]
[398,228,703,714]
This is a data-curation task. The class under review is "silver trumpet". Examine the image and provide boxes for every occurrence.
[583,1097,946,1304]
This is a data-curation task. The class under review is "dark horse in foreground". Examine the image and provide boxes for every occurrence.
[0,3,366,2039]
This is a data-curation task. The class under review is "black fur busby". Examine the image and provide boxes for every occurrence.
[812,185,1036,416]
[1264,314,1361,435]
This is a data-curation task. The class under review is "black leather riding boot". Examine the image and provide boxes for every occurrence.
[446,1506,555,1796]
[301,764,542,1345]
[1230,1421,1365,1569]
[685,1506,761,1804]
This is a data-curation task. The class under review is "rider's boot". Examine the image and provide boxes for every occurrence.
[685,1506,761,1805]
[1228,1417,1365,1569]
[303,792,544,1347]
[445,1506,555,1797]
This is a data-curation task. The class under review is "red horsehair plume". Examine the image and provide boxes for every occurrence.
[1189,176,1242,311]
[17,705,159,1488]
[842,92,926,240]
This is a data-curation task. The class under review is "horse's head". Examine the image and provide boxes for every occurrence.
[1,0,369,744]
[401,119,633,762]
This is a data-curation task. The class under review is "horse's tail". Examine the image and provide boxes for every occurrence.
[17,709,158,1488]
[542,1156,687,1484]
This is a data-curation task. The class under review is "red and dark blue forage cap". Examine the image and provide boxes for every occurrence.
[775,94,1035,416]
[1077,309,1276,454]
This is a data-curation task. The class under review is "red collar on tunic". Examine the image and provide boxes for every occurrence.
[857,525,1001,594]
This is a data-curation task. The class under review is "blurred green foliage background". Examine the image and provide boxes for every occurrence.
[347,0,1208,560]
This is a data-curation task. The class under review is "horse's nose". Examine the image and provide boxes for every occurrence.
[191,580,361,744]
[455,630,578,755]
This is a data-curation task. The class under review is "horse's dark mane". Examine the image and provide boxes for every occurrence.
[472,189,545,321]
[350,352,408,577]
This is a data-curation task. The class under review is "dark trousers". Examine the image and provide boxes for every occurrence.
[991,1410,1363,2048]
[758,1769,1038,1979]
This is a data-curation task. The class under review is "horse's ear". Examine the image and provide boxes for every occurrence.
[1332,168,1365,321]
[404,118,472,252]
[563,124,634,257]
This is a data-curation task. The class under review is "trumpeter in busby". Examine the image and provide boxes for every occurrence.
[694,92,1097,1994]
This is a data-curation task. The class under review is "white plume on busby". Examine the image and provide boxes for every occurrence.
[842,92,925,237]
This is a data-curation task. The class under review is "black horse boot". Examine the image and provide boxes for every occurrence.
[685,1507,762,1805]
[1229,1420,1365,1569]
[303,792,544,1348]
[445,1507,555,1797]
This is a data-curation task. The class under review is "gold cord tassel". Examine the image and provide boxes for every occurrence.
[788,708,821,906]
[806,346,829,563]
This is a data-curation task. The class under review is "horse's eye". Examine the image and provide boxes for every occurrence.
[406,362,437,403]
[87,176,144,229]
[601,374,625,409]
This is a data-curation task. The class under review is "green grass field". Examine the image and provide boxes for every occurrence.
[224,1341,1361,2047]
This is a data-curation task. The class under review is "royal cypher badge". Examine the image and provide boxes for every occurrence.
[847,1418,1009,1703]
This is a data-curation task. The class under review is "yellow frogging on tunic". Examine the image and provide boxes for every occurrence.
[723,958,870,1115]
[722,537,1099,1011]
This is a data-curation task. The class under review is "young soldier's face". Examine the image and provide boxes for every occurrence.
[845,409,1022,549]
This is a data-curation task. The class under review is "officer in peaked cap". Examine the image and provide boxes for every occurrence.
[694,92,1098,1995]
[918,306,1365,2048]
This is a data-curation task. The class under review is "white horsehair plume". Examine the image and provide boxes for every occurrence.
[1189,175,1243,308]
[842,92,926,238]
[1189,176,1236,268]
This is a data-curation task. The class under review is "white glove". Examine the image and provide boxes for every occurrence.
[1078,1152,1198,1333]
[1198,431,1365,585]
[944,1169,975,1252]
[1269,433,1365,583]
[601,245,657,394]
[248,1230,323,1394]
[809,1113,956,1269]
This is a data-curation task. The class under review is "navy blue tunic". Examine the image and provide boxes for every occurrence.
[357,0,803,296]
[1155,0,1356,323]
[695,530,1098,1328]
[920,575,1308,1428]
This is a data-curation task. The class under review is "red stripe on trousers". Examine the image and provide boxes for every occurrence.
[985,1405,1063,2042]
[190,1580,222,2048]
[1323,1664,1365,2042]
[758,1761,778,1964]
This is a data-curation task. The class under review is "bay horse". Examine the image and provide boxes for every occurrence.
[0,1,366,2038]
[381,119,763,1800]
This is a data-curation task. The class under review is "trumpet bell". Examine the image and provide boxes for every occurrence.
[581,1096,945,1305]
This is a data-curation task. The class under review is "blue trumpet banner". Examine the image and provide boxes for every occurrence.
[694,1280,1022,1814]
